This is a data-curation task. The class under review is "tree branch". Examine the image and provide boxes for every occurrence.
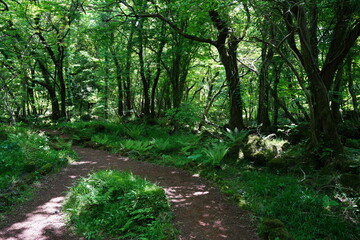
[0,0,8,11]
[134,13,216,45]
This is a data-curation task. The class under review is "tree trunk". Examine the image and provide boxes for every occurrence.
[36,60,61,121]
[272,62,281,126]
[137,19,151,117]
[346,55,358,120]
[331,68,344,123]
[150,36,165,119]
[216,43,244,130]
[257,42,273,130]
[282,2,350,158]
[309,71,344,157]
[124,21,135,117]
[57,47,67,119]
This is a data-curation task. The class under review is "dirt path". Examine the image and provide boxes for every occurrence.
[0,146,259,240]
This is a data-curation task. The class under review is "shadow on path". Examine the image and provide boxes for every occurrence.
[0,146,259,240]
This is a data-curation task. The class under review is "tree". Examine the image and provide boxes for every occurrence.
[257,0,360,159]
[119,0,250,130]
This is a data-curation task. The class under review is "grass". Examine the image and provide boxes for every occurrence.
[218,167,359,240]
[56,120,359,240]
[63,170,177,240]
[0,124,76,216]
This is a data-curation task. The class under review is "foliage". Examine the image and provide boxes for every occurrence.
[58,120,360,239]
[202,142,229,167]
[224,128,249,146]
[219,167,360,240]
[0,124,76,213]
[0,0,359,235]
[123,124,146,140]
[165,103,202,129]
[63,170,176,240]
[120,140,153,155]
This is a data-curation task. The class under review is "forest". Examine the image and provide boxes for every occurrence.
[0,0,359,239]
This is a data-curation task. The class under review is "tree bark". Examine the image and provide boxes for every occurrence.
[331,68,344,123]
[257,42,273,129]
[346,54,358,120]
[281,2,357,157]
[124,21,135,117]
[36,60,61,121]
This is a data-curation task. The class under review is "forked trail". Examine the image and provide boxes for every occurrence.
[0,146,259,240]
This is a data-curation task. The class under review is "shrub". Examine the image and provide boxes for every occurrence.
[202,142,229,167]
[0,124,75,213]
[165,103,201,129]
[63,170,176,240]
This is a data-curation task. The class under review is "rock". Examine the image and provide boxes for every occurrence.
[259,218,295,240]
[39,163,53,175]
[267,157,289,170]
[268,227,295,240]
[24,161,36,173]
[261,218,284,229]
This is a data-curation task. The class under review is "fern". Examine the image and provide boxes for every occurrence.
[120,140,153,154]
[225,128,249,145]
[202,142,229,166]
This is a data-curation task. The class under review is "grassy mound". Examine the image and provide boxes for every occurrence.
[62,170,177,240]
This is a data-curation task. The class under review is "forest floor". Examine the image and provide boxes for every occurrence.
[0,131,259,240]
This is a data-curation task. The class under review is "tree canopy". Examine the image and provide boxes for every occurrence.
[0,0,359,164]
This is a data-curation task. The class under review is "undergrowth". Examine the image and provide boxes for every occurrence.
[63,170,176,240]
[217,166,359,240]
[0,124,76,217]
[57,120,359,240]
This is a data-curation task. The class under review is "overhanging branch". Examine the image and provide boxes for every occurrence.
[134,13,216,45]
[0,0,8,11]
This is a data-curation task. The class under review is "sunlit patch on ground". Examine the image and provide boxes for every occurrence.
[0,197,66,240]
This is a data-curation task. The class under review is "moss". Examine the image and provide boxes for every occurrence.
[251,152,268,166]
[324,158,353,173]
[24,161,36,173]
[23,173,37,183]
[72,132,92,144]
[261,218,284,229]
[242,135,280,166]
[259,218,294,240]
[267,157,290,170]
[50,142,64,151]
[39,163,53,175]
[268,227,295,240]
[287,123,310,144]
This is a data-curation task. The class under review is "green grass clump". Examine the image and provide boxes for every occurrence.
[220,168,360,240]
[57,120,359,239]
[0,124,76,213]
[63,170,177,240]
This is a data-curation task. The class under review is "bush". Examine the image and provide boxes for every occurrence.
[202,142,229,167]
[0,124,75,213]
[165,103,201,129]
[63,170,176,240]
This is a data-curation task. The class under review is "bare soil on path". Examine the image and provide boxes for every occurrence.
[0,145,259,240]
